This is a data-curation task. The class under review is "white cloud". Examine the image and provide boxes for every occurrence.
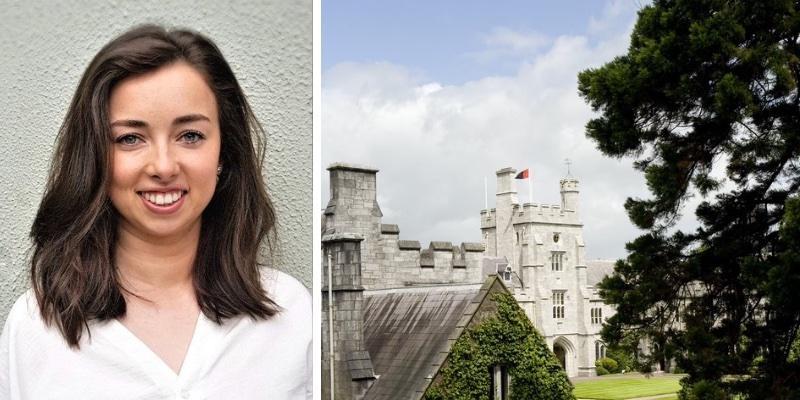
[483,27,550,52]
[466,27,550,64]
[322,3,684,260]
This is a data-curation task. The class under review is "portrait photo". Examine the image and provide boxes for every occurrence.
[0,1,312,398]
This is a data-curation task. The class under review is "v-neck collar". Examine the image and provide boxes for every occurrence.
[104,312,207,386]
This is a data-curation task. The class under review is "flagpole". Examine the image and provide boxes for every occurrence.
[528,172,533,204]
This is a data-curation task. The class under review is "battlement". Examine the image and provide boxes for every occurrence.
[357,220,487,288]
[560,177,579,191]
[513,203,580,225]
[481,202,580,227]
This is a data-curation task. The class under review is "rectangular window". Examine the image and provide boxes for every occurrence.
[551,252,564,271]
[490,365,509,400]
[591,307,603,324]
[552,291,565,319]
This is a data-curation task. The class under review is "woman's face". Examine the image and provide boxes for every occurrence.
[108,61,221,241]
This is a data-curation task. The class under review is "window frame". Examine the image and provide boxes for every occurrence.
[551,251,565,271]
[552,291,565,319]
[489,364,509,399]
[591,307,603,324]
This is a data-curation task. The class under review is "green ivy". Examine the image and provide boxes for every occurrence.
[424,292,575,400]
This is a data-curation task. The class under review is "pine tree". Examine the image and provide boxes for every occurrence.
[578,0,800,397]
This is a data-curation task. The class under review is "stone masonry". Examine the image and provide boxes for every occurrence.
[323,163,486,289]
[322,163,617,379]
[322,233,375,400]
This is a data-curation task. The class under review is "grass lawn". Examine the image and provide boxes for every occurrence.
[573,374,683,400]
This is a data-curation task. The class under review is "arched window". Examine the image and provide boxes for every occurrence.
[595,341,606,360]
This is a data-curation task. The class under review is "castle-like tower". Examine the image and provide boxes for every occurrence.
[480,168,613,377]
[322,163,615,379]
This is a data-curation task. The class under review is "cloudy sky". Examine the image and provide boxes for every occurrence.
[322,0,699,260]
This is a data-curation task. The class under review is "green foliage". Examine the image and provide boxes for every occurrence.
[790,332,800,363]
[424,291,575,400]
[595,366,610,376]
[606,346,635,372]
[596,357,619,374]
[579,0,800,397]
[678,380,730,400]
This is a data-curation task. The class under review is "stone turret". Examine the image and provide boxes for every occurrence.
[494,168,519,267]
[321,233,375,400]
[560,177,579,214]
[324,163,385,288]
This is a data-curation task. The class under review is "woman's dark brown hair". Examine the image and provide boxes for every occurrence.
[30,25,278,348]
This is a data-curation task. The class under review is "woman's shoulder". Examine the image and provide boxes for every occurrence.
[1,289,52,349]
[3,289,40,331]
[259,268,311,315]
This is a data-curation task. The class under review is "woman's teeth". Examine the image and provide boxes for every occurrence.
[141,191,183,206]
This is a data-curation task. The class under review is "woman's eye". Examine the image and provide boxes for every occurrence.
[115,134,141,146]
[181,131,205,144]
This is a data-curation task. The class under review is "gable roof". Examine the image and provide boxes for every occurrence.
[361,277,507,400]
[586,259,616,287]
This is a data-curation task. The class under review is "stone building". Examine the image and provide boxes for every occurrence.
[321,163,615,399]
[480,167,615,377]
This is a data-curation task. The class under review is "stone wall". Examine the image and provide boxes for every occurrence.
[321,234,375,399]
[323,162,618,378]
[323,163,488,290]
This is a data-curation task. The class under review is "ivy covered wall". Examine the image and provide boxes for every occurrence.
[424,291,575,400]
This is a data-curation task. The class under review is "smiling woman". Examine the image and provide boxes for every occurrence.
[0,26,311,399]
[108,63,221,244]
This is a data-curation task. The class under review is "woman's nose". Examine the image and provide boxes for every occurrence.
[147,143,180,180]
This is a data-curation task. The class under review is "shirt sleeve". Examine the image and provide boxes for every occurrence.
[0,292,32,400]
[0,307,12,399]
[306,338,312,400]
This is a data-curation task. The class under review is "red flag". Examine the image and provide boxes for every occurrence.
[515,169,529,179]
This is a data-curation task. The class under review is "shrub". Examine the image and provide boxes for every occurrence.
[596,366,610,376]
[596,357,619,374]
[424,291,575,399]
[606,346,634,372]
[679,380,730,400]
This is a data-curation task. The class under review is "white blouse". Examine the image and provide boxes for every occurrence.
[0,269,311,400]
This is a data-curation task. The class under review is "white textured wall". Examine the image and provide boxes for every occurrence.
[0,0,312,322]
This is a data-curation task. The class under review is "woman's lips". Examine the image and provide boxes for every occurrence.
[137,190,187,215]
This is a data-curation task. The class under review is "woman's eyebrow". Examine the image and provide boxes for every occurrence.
[173,114,211,125]
[109,114,210,128]
[110,119,147,128]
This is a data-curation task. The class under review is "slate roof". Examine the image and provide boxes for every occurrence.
[586,259,616,287]
[361,283,484,400]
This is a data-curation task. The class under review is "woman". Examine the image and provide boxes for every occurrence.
[0,25,310,399]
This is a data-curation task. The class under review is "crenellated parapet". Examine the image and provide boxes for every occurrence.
[368,217,488,288]
[512,203,580,225]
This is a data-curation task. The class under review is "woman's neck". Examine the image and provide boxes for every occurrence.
[114,221,200,295]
